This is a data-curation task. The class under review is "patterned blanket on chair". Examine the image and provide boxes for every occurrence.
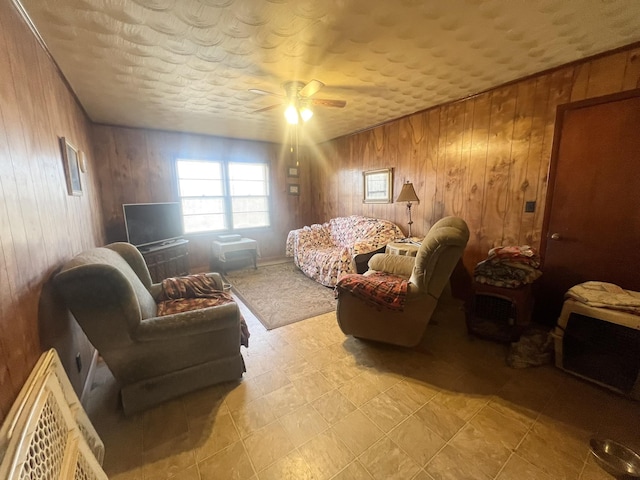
[157,274,250,347]
[336,272,408,311]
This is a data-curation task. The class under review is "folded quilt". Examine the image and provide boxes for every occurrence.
[336,272,408,311]
[566,281,640,315]
[474,245,542,288]
[157,274,250,346]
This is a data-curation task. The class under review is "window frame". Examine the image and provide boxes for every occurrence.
[175,157,272,234]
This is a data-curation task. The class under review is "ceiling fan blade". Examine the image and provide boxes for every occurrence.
[312,98,347,108]
[253,104,282,113]
[249,88,284,98]
[299,79,325,98]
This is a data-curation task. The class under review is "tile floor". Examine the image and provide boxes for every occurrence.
[85,288,639,480]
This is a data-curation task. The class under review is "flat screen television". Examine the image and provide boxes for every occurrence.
[123,202,184,248]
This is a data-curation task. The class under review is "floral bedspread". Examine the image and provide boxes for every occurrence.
[286,215,404,287]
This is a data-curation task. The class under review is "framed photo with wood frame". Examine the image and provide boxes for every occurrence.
[288,184,300,196]
[287,166,299,178]
[363,168,393,203]
[60,137,82,196]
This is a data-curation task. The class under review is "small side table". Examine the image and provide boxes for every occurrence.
[385,242,420,257]
[211,237,258,273]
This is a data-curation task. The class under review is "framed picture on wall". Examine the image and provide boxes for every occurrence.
[60,137,82,196]
[288,184,300,195]
[287,166,299,177]
[363,168,393,203]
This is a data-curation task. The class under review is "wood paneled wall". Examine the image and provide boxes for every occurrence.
[0,2,105,421]
[311,46,640,275]
[91,126,314,268]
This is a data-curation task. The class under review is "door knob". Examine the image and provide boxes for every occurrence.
[551,233,561,240]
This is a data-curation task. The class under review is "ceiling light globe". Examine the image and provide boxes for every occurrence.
[284,104,299,124]
[300,107,313,122]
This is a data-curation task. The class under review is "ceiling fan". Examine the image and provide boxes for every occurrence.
[249,79,346,124]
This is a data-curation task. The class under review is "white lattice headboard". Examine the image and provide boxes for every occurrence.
[0,349,106,479]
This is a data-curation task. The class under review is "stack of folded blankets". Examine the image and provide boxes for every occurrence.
[474,245,542,288]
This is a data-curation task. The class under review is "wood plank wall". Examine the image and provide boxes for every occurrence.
[0,2,106,421]
[91,126,314,268]
[311,45,640,276]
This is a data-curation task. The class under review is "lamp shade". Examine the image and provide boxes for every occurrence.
[396,182,420,203]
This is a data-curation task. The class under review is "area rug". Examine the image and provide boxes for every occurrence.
[223,261,336,330]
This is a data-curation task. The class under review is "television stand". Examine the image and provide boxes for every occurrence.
[139,239,189,282]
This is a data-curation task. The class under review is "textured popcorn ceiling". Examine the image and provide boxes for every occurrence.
[18,0,640,144]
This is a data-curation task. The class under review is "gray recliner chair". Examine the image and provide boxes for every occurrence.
[54,242,245,415]
[336,216,470,347]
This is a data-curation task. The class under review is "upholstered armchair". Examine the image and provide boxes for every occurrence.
[54,242,246,415]
[336,216,470,347]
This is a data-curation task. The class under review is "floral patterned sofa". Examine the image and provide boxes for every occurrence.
[286,215,404,287]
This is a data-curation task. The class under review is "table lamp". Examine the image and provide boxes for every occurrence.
[396,181,420,238]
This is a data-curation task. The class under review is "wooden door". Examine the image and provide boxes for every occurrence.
[536,90,640,324]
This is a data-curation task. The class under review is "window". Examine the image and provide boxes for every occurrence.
[176,159,270,233]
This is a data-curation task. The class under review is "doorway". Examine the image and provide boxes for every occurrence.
[536,89,640,324]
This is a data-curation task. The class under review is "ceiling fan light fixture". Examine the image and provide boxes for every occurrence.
[284,104,299,124]
[300,107,313,122]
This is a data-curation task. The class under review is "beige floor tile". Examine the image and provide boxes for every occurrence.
[388,415,446,467]
[411,470,435,480]
[263,383,308,418]
[167,465,199,480]
[141,433,196,480]
[311,390,357,425]
[495,453,554,480]
[332,461,374,480]
[530,414,592,463]
[384,381,434,414]
[189,411,240,462]
[298,430,354,479]
[331,410,384,456]
[469,405,530,450]
[425,444,492,480]
[358,368,402,392]
[198,440,255,480]
[109,469,144,480]
[225,378,265,412]
[101,418,144,476]
[182,383,230,422]
[361,391,413,433]
[358,437,422,480]
[142,399,189,451]
[487,396,540,428]
[448,424,512,478]
[413,400,466,441]
[290,371,335,403]
[257,450,319,480]
[229,397,277,438]
[90,296,632,480]
[320,358,365,387]
[243,421,295,471]
[279,404,329,448]
[338,375,382,406]
[580,455,616,480]
[516,430,585,480]
[432,389,488,422]
[253,369,291,396]
[283,357,319,380]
